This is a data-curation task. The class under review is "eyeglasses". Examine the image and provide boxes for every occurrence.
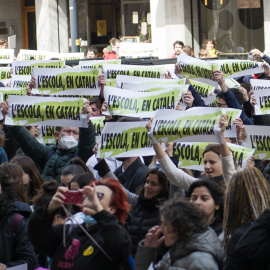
[97,192,104,201]
[217,102,227,107]
[62,129,79,136]
[84,192,104,201]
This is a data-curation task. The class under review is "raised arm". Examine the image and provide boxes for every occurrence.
[147,119,198,191]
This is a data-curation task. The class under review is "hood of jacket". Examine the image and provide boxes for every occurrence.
[170,227,224,262]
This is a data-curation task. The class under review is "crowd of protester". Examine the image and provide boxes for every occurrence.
[1,37,270,270]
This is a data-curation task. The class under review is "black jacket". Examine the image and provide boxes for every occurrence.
[28,205,131,270]
[114,157,149,193]
[234,210,270,270]
[9,122,95,182]
[129,195,161,255]
[0,203,38,269]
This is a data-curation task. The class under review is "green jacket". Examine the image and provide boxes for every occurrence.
[9,122,95,182]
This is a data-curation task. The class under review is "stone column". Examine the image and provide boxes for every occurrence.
[264,0,270,53]
[150,0,197,58]
[35,0,69,52]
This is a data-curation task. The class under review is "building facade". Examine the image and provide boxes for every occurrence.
[0,0,268,58]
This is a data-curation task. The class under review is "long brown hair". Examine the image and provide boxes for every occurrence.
[223,166,270,247]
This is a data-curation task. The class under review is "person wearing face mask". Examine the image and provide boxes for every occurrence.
[1,101,96,183]
[103,37,120,60]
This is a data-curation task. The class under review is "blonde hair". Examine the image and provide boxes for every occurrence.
[223,166,270,247]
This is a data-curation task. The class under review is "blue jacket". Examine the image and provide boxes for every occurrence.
[223,90,254,125]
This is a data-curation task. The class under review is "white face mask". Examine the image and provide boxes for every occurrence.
[59,135,78,150]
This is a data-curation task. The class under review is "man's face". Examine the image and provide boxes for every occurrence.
[217,98,228,108]
[54,127,80,143]
[90,103,102,116]
[174,44,183,56]
[87,50,96,59]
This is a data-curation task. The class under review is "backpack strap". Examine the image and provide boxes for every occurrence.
[11,213,24,232]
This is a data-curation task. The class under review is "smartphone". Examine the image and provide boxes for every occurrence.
[63,190,83,204]
[248,52,254,61]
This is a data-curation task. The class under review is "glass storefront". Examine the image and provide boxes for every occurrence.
[77,0,151,55]
[199,0,264,55]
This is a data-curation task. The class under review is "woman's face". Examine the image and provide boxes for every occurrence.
[22,172,30,185]
[61,174,74,187]
[190,186,219,224]
[70,181,80,190]
[203,151,222,178]
[160,215,178,246]
[144,174,162,199]
[206,41,214,50]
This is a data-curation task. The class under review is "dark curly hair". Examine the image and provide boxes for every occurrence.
[186,179,224,222]
[160,197,208,243]
[137,168,169,199]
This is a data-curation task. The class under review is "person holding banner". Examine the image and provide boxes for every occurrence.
[146,114,236,192]
[0,100,96,183]
[213,70,254,125]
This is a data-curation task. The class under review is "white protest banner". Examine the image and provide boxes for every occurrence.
[91,116,105,140]
[47,88,99,97]
[103,64,167,79]
[116,74,186,88]
[150,107,241,143]
[104,86,184,118]
[11,75,31,88]
[38,126,57,145]
[122,83,189,93]
[0,67,12,81]
[32,68,101,95]
[18,49,52,60]
[224,78,240,88]
[119,43,158,58]
[177,54,215,80]
[211,59,264,80]
[189,79,215,97]
[79,59,121,69]
[178,54,264,81]
[0,49,14,64]
[250,78,270,91]
[106,79,117,87]
[12,60,65,75]
[227,143,255,170]
[252,88,270,115]
[97,121,155,158]
[173,142,254,171]
[121,84,189,110]
[59,52,84,60]
[250,79,270,114]
[5,95,88,127]
[189,79,217,106]
[186,107,240,138]
[244,125,270,160]
[0,87,27,101]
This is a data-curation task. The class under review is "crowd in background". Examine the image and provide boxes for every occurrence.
[0,36,270,270]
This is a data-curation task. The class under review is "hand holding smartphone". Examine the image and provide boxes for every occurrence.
[63,190,83,204]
